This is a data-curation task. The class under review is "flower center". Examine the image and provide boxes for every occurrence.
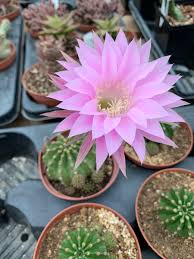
[97,81,130,117]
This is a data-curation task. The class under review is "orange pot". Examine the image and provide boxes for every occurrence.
[125,122,193,170]
[0,42,16,70]
[0,6,20,21]
[38,133,119,201]
[33,203,142,259]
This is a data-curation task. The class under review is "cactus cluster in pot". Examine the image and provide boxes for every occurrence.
[0,19,11,60]
[42,134,113,197]
[74,0,124,26]
[22,0,69,37]
[0,0,18,16]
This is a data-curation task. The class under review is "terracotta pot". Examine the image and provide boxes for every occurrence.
[22,63,59,107]
[33,203,142,259]
[125,122,193,170]
[135,168,194,259]
[0,6,20,21]
[0,42,16,70]
[78,23,96,32]
[38,133,119,201]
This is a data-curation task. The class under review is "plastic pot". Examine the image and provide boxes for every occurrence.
[0,42,16,70]
[135,167,194,259]
[125,122,193,170]
[33,203,142,259]
[22,63,59,107]
[38,133,119,201]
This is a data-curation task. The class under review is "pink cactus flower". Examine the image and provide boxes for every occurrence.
[45,31,187,176]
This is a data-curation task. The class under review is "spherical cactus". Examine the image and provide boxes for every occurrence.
[0,19,10,38]
[146,141,160,156]
[83,182,95,194]
[92,170,105,184]
[159,188,194,237]
[72,174,86,189]
[58,227,109,258]
[43,134,96,189]
[103,232,117,251]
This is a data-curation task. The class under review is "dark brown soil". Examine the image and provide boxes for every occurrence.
[137,171,194,259]
[39,207,139,259]
[125,124,191,166]
[24,64,58,96]
[49,158,113,197]
[168,4,194,26]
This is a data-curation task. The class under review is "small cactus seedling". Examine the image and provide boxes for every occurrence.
[159,188,194,237]
[41,13,77,39]
[168,0,184,21]
[43,134,96,188]
[58,227,109,258]
[94,15,120,38]
[103,231,117,251]
[0,19,11,60]
[161,123,174,139]
[146,141,160,156]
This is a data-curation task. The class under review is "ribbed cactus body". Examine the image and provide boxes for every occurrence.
[159,188,194,237]
[58,227,109,259]
[43,135,96,187]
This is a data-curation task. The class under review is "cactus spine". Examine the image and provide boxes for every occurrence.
[0,19,11,60]
[159,188,194,237]
[58,227,109,259]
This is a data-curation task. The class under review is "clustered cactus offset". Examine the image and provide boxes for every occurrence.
[58,227,117,258]
[74,0,124,25]
[146,123,175,156]
[0,0,18,15]
[43,134,112,196]
[22,0,69,36]
[94,15,120,38]
[0,19,11,60]
[158,187,194,237]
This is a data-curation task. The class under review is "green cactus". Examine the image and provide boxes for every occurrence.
[58,227,109,259]
[0,19,11,60]
[92,170,105,184]
[168,0,184,21]
[94,15,120,38]
[41,13,77,39]
[83,181,95,194]
[43,134,96,187]
[103,232,117,251]
[161,123,174,139]
[146,141,160,156]
[159,188,194,237]
[72,174,86,189]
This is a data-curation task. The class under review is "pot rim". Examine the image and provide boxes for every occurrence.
[125,122,193,169]
[38,133,119,201]
[0,41,16,70]
[33,202,142,259]
[135,167,194,259]
[0,5,20,21]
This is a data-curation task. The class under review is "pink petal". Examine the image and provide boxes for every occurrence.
[93,32,104,54]
[133,82,172,102]
[43,110,72,118]
[166,100,189,108]
[132,132,146,163]
[153,92,182,106]
[53,113,79,133]
[92,115,105,139]
[75,133,94,169]
[142,131,177,148]
[140,40,151,63]
[61,51,79,64]
[55,70,77,82]
[49,75,66,89]
[112,145,126,177]
[105,130,123,156]
[164,74,181,85]
[96,136,108,170]
[69,115,93,137]
[57,60,79,70]
[128,107,147,127]
[57,94,90,111]
[80,99,100,115]
[139,120,165,139]
[115,29,128,55]
[48,89,75,101]
[66,79,95,97]
[135,99,168,119]
[161,109,185,123]
[102,33,117,79]
[118,39,140,79]
[115,117,136,145]
[75,66,102,88]
[104,117,121,134]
